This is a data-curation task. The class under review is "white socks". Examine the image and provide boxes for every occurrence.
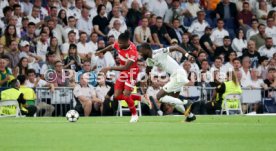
[159,96,186,114]
[159,96,185,105]
[175,105,185,114]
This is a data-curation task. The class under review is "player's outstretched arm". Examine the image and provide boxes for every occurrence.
[100,60,134,74]
[95,45,113,56]
[168,46,193,60]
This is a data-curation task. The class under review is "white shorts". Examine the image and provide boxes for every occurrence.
[163,69,189,93]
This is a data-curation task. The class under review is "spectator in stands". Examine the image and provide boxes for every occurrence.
[94,73,111,115]
[215,0,238,39]
[190,34,203,57]
[264,68,276,89]
[206,71,242,114]
[1,6,13,25]
[108,19,123,40]
[20,17,29,38]
[68,0,83,20]
[28,6,44,28]
[214,36,233,61]
[210,19,229,47]
[87,32,99,53]
[265,17,276,44]
[52,60,72,87]
[148,0,168,18]
[196,51,208,68]
[1,78,37,116]
[231,29,247,57]
[256,1,269,25]
[21,22,37,53]
[168,18,186,44]
[257,56,269,79]
[0,24,20,50]
[47,37,63,61]
[13,57,28,77]
[73,74,101,116]
[32,0,48,20]
[188,10,209,38]
[57,9,67,27]
[164,0,185,27]
[258,37,276,59]
[126,0,142,32]
[22,0,33,16]
[93,4,109,39]
[211,57,227,74]
[133,17,154,45]
[0,57,15,87]
[200,26,215,61]
[77,32,93,60]
[44,6,58,22]
[6,40,20,69]
[64,44,82,72]
[240,56,252,87]
[183,0,201,26]
[108,6,127,33]
[77,60,97,87]
[233,58,242,72]
[47,17,63,45]
[246,19,259,41]
[250,24,267,49]
[151,16,171,47]
[238,2,254,32]
[63,16,79,43]
[77,8,93,35]
[40,52,56,79]
[180,33,194,54]
[36,32,49,62]
[242,40,261,68]
[224,51,237,70]
[61,30,77,55]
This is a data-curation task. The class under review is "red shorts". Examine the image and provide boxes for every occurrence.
[114,72,138,91]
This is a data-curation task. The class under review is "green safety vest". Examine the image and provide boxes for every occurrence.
[0,88,23,115]
[222,81,242,109]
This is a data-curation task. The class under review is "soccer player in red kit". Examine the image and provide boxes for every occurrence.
[96,31,142,123]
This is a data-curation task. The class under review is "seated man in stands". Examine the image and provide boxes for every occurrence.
[73,74,102,116]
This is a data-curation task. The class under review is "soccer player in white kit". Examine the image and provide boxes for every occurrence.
[139,43,196,122]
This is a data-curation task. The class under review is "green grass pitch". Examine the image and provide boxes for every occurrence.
[0,115,276,151]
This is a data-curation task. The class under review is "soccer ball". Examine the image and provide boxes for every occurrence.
[66,110,79,122]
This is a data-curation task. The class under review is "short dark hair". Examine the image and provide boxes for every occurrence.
[268,67,276,73]
[97,4,105,15]
[28,22,36,27]
[118,30,130,41]
[156,16,163,20]
[68,16,75,20]
[3,6,13,15]
[223,36,230,40]
[13,4,21,10]
[217,18,224,23]
[68,30,76,36]
[17,75,26,85]
[27,69,36,75]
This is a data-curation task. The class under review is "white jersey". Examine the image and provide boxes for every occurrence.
[146,47,189,93]
[146,47,183,75]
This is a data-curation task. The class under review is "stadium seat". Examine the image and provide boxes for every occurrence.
[117,100,142,117]
[117,86,142,117]
[0,100,22,117]
[221,94,243,115]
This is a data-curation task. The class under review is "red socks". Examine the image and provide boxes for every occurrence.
[115,94,137,115]
[130,94,141,101]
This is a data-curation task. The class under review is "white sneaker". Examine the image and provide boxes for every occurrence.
[157,110,163,116]
[130,114,139,123]
[247,111,257,115]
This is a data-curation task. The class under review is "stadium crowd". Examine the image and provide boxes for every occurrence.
[0,0,276,116]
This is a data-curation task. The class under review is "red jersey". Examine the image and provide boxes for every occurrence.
[113,41,139,75]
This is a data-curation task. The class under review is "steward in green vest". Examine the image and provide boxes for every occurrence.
[206,71,242,114]
[0,78,37,116]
